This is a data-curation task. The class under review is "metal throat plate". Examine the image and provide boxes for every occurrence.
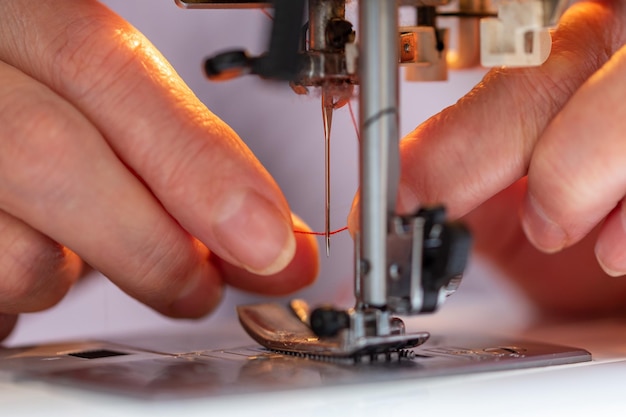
[0,332,591,400]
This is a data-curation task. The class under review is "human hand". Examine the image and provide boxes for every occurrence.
[350,0,626,317]
[0,0,318,341]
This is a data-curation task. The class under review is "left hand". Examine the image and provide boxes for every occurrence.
[0,0,320,341]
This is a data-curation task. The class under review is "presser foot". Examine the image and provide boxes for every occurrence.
[237,302,429,361]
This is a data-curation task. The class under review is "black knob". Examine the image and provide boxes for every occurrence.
[204,50,253,81]
[310,306,350,338]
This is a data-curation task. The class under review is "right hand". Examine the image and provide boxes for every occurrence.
[0,0,319,341]
[383,0,626,317]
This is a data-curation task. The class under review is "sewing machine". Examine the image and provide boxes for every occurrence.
[3,1,612,405]
[172,0,570,359]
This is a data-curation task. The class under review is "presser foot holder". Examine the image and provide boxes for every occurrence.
[237,303,430,360]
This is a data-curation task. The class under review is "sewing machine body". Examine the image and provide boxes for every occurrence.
[0,2,599,404]
[169,0,568,357]
[173,0,571,359]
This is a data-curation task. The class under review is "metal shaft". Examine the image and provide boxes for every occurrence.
[308,0,346,51]
[358,0,400,307]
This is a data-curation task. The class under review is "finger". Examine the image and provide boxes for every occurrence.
[0,210,82,314]
[0,314,18,342]
[347,186,420,235]
[215,215,319,295]
[522,45,626,254]
[394,1,625,219]
[0,61,220,319]
[0,0,298,276]
[594,203,626,277]
[464,180,626,317]
[347,193,359,237]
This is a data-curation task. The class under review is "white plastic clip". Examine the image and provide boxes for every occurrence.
[400,26,449,82]
[480,0,552,67]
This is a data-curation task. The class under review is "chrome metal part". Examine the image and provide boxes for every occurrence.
[387,215,425,313]
[294,51,357,88]
[291,0,357,90]
[237,303,430,358]
[175,0,270,8]
[0,337,591,398]
[400,26,449,81]
[359,0,400,309]
[187,0,576,361]
[175,0,450,7]
[399,5,449,81]
[309,0,344,51]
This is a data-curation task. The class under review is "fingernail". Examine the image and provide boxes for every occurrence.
[347,210,359,238]
[170,263,222,318]
[212,189,296,275]
[594,209,626,277]
[521,194,566,253]
[595,255,626,277]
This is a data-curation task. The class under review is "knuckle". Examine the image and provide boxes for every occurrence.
[0,224,78,312]
[122,225,203,308]
[49,15,130,90]
[47,11,152,104]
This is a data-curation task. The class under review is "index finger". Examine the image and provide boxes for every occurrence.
[0,0,321,315]
[0,0,297,276]
[397,1,622,219]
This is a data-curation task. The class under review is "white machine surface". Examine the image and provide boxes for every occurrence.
[2,266,626,417]
[2,311,626,416]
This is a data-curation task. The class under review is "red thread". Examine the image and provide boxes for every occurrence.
[293,100,360,238]
[294,226,349,236]
[260,8,274,20]
[348,100,361,142]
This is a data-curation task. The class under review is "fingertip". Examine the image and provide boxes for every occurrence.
[292,212,318,249]
[218,213,320,296]
[211,189,296,276]
[291,213,320,286]
[520,193,567,254]
[347,194,359,238]
[595,205,626,278]
[596,256,626,278]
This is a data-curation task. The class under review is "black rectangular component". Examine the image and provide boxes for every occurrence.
[68,350,129,360]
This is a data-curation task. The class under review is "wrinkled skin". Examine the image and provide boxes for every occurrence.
[0,0,319,340]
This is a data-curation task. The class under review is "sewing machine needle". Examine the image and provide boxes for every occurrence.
[322,89,333,257]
